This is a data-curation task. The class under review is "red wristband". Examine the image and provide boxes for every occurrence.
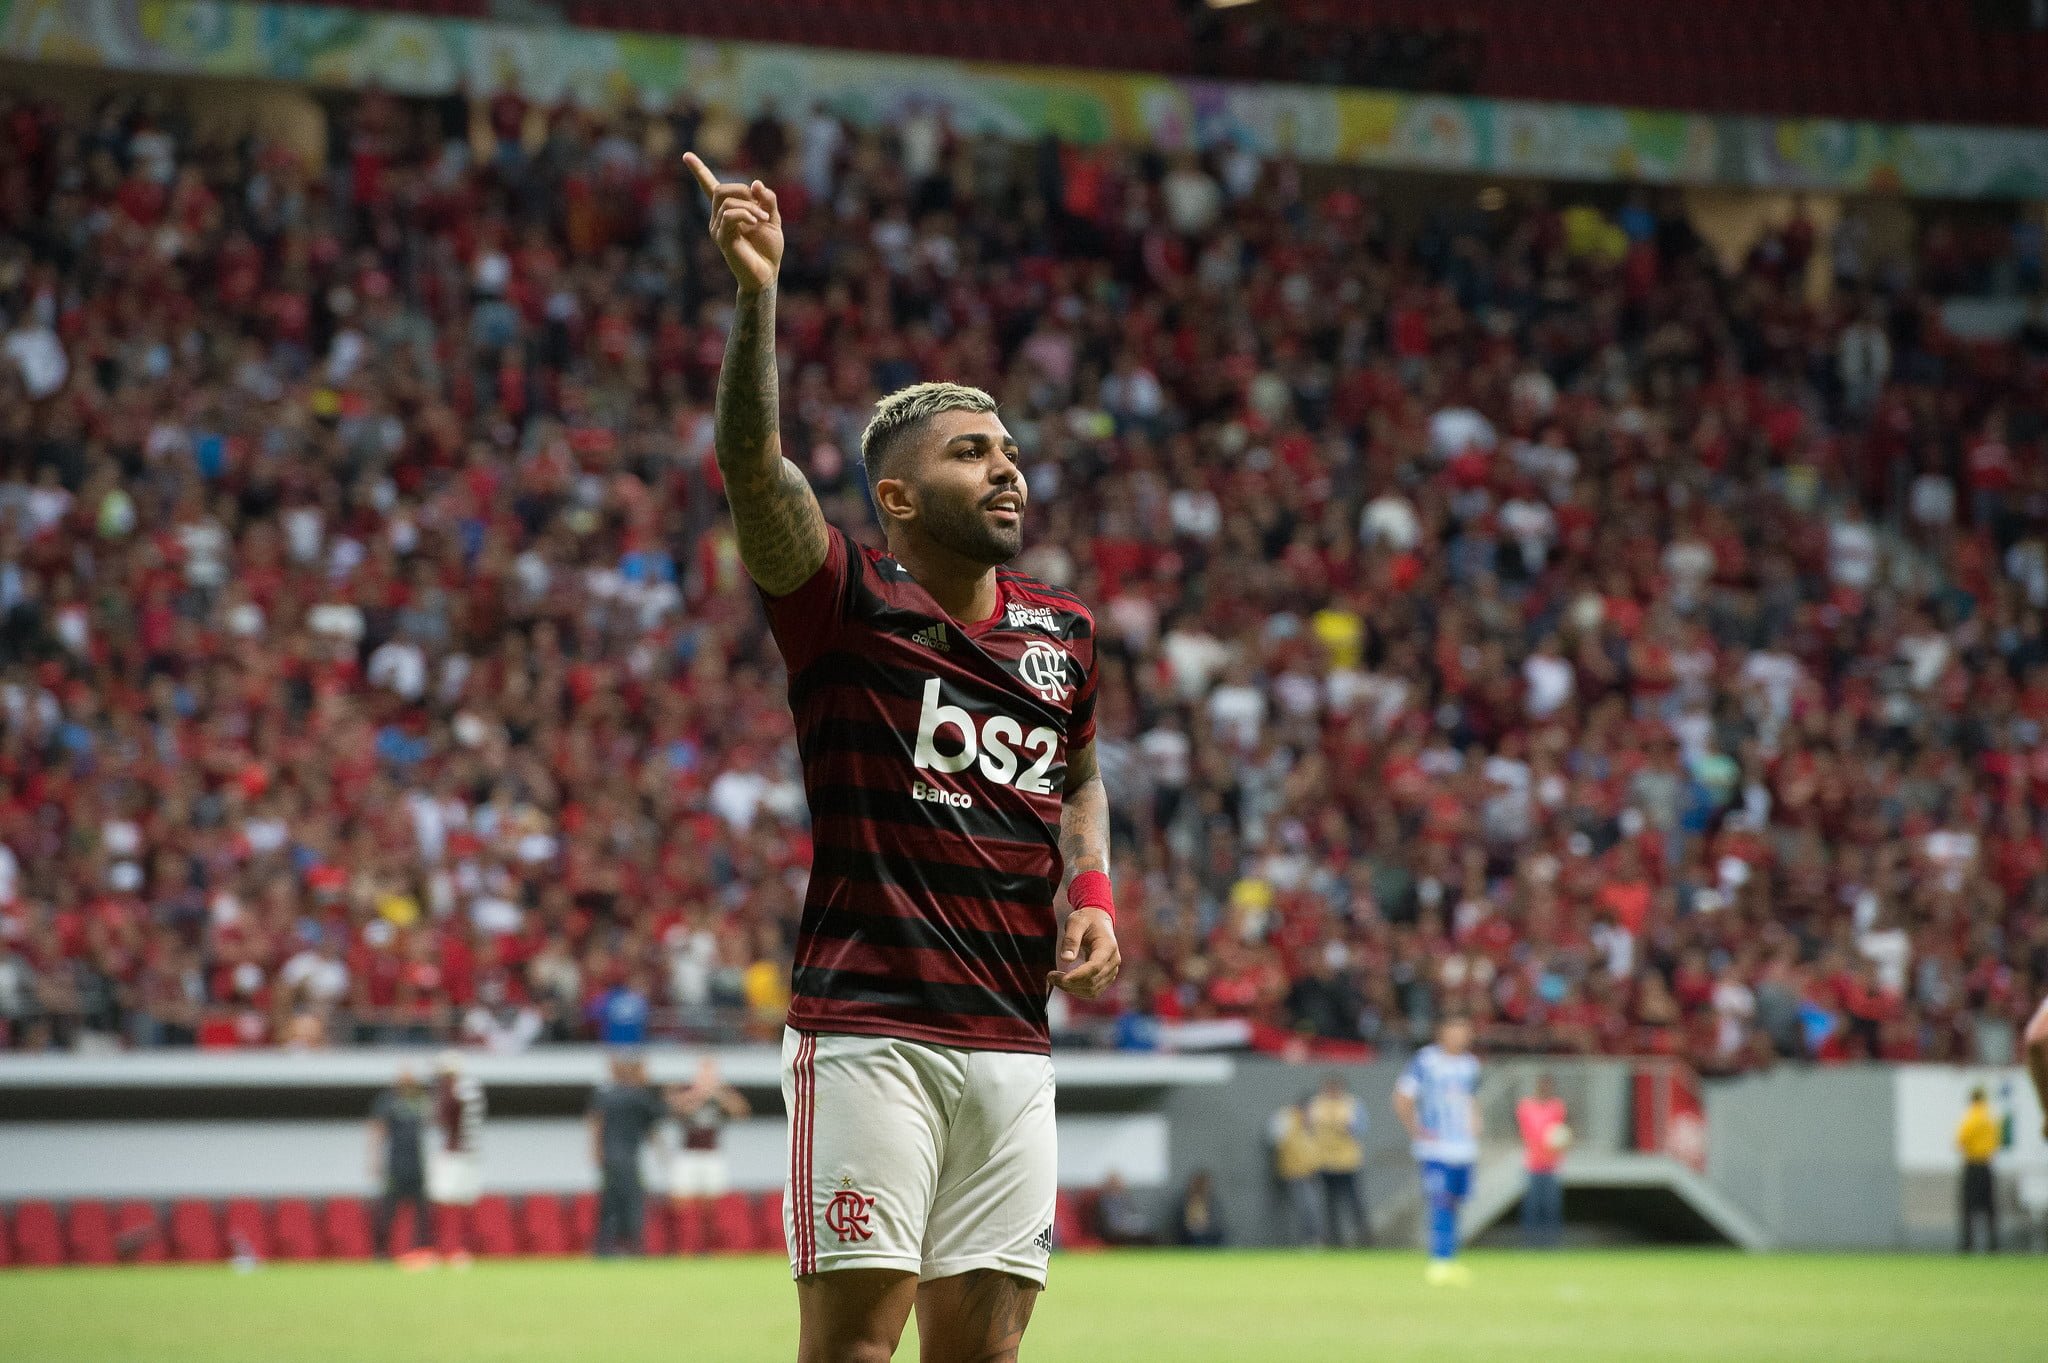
[1069,870,1115,922]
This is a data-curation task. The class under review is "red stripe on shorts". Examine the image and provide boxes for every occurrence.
[798,1033,816,1274]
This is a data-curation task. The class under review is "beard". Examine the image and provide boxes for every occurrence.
[920,486,1024,565]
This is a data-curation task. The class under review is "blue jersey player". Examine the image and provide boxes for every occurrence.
[1394,1015,1481,1285]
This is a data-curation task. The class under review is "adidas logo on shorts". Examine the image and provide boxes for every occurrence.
[910,622,950,652]
[1034,1224,1054,1253]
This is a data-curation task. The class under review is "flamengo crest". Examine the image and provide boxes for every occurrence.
[1017,640,1070,701]
[825,1186,876,1242]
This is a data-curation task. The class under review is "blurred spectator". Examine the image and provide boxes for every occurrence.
[1171,1169,1227,1248]
[368,1066,432,1260]
[589,1053,666,1257]
[1268,1096,1322,1246]
[1095,1170,1156,1247]
[1305,1073,1371,1247]
[1955,1085,2000,1253]
[590,969,654,1047]
[1515,1072,1569,1247]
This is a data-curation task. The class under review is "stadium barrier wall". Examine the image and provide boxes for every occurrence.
[3,1051,2040,1251]
[1703,1066,1903,1249]
[0,1048,1225,1203]
[5,0,2048,199]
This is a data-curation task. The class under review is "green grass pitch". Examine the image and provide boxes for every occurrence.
[1,1249,2039,1362]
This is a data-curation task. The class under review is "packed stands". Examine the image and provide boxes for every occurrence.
[0,85,2045,1078]
[527,0,2048,126]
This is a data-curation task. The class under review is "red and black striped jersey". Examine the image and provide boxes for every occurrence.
[762,526,1098,1054]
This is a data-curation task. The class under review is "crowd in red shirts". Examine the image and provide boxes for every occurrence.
[2,85,2045,1071]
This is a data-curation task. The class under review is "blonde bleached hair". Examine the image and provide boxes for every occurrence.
[858,382,999,496]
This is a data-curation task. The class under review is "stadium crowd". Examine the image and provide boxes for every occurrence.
[1,86,2046,1073]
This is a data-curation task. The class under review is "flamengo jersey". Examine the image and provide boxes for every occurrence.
[763,526,1098,1054]
[435,1074,486,1155]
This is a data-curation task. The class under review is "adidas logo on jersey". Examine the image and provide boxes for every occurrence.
[910,622,950,652]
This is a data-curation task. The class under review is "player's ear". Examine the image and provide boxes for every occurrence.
[872,475,916,525]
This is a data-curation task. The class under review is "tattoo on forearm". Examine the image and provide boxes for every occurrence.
[727,459,830,596]
[715,286,779,468]
[714,286,828,595]
[1059,771,1110,885]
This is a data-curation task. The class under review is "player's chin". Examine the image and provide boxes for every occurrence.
[969,523,1024,565]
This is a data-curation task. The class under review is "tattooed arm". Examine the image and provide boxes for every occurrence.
[684,152,829,596]
[1049,740,1120,1000]
[1060,739,1111,880]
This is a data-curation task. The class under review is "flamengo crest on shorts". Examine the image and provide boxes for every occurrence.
[782,1029,1057,1287]
[825,1184,877,1242]
[760,526,1098,1055]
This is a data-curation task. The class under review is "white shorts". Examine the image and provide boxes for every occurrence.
[426,1151,481,1206]
[782,1027,1056,1286]
[670,1151,729,1199]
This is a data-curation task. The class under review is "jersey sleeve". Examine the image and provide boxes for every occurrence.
[1068,627,1099,749]
[759,525,855,676]
[1395,1056,1423,1100]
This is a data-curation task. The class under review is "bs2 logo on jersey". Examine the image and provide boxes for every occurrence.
[913,679,1059,795]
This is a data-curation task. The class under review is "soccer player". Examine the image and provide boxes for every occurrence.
[666,1058,751,1250]
[1394,1015,1482,1285]
[426,1049,486,1268]
[683,152,1120,1363]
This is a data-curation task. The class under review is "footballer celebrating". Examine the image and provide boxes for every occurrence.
[684,154,1119,1363]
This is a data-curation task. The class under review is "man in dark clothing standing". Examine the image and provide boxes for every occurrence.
[589,1054,668,1257]
[368,1067,430,1260]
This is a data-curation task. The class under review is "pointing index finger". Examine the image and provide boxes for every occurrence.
[681,151,721,196]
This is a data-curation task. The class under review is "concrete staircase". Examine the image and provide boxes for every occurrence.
[1370,1059,1774,1252]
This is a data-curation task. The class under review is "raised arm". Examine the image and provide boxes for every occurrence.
[683,151,829,596]
[1049,740,1120,1000]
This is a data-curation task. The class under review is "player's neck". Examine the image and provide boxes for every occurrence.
[890,533,1000,625]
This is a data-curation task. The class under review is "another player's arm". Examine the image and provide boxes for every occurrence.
[1049,740,1120,1000]
[366,1115,385,1185]
[2027,997,2048,1140]
[718,1085,752,1119]
[1393,1072,1420,1142]
[586,1110,603,1169]
[683,151,828,597]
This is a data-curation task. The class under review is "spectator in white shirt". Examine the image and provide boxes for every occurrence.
[1205,660,1268,751]
[1522,636,1575,720]
[1827,507,1879,591]
[1359,491,1420,553]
